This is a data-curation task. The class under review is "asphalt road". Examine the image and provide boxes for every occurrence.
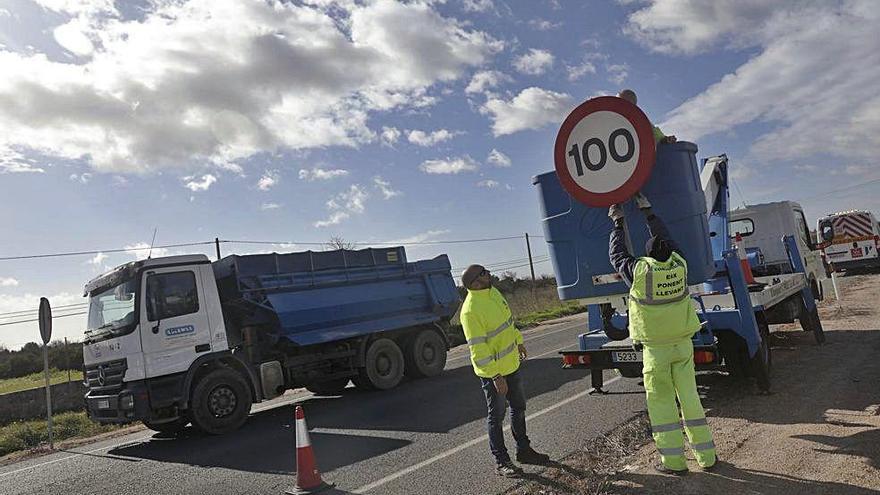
[0,314,648,495]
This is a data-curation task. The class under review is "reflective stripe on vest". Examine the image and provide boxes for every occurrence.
[466,316,514,346]
[474,341,517,367]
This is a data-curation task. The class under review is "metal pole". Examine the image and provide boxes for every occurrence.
[525,233,537,303]
[65,337,70,383]
[215,237,222,260]
[42,344,54,449]
[830,269,842,309]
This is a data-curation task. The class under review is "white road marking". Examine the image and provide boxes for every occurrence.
[353,375,624,493]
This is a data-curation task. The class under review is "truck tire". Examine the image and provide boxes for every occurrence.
[143,416,189,435]
[189,368,252,435]
[810,277,823,302]
[306,378,350,396]
[717,331,749,381]
[354,338,405,390]
[404,329,447,378]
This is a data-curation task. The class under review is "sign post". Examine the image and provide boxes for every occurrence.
[38,297,54,450]
[554,96,656,207]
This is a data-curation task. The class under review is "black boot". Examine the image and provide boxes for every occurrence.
[516,447,551,465]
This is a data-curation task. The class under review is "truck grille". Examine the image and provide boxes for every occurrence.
[85,359,127,395]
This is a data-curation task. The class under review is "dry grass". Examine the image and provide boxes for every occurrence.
[505,413,652,495]
[0,368,83,395]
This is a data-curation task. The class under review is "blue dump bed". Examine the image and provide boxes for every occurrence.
[534,142,715,300]
[212,247,460,346]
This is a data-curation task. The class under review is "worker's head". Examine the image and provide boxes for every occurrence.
[461,264,491,290]
[617,89,637,106]
[645,236,673,262]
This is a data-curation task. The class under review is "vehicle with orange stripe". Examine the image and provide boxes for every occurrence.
[817,210,880,272]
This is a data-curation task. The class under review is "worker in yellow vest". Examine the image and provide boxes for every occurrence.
[460,265,551,477]
[608,193,717,475]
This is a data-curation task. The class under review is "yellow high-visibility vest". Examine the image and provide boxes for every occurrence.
[628,252,701,345]
[460,287,523,378]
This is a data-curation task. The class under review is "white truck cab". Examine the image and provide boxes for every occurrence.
[817,210,880,272]
[729,201,825,299]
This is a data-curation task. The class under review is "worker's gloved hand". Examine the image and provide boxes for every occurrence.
[634,192,652,211]
[608,204,625,223]
[661,135,677,144]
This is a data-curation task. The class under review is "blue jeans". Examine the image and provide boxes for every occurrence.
[480,369,530,464]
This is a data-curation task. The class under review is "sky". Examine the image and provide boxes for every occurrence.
[0,0,878,349]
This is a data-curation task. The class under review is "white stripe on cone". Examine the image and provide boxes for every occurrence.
[296,416,311,448]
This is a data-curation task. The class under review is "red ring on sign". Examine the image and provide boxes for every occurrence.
[553,96,656,207]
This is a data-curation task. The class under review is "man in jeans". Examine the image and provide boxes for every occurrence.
[460,264,551,477]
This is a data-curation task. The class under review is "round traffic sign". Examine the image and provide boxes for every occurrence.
[38,297,52,344]
[554,96,656,207]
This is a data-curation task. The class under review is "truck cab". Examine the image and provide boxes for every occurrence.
[817,210,880,272]
[729,201,825,299]
[82,255,243,432]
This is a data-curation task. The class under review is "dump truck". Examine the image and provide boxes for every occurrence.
[81,247,460,434]
[534,148,825,393]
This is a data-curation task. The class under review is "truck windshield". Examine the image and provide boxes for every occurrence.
[86,278,138,338]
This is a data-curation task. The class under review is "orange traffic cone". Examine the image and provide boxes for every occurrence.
[734,233,757,285]
[286,405,333,494]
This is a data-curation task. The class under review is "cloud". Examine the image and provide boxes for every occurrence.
[388,229,451,245]
[606,63,629,85]
[481,87,572,136]
[257,169,279,191]
[477,179,499,188]
[373,176,401,199]
[465,70,512,95]
[261,202,282,210]
[314,184,368,227]
[528,19,561,31]
[793,164,819,172]
[380,126,401,146]
[845,164,871,176]
[69,172,92,184]
[298,167,350,181]
[407,129,458,146]
[183,174,217,192]
[123,242,169,261]
[0,277,19,287]
[462,0,494,13]
[567,61,596,81]
[419,156,478,174]
[645,1,880,166]
[87,252,108,266]
[487,148,511,167]
[0,147,44,174]
[513,48,555,75]
[0,0,501,174]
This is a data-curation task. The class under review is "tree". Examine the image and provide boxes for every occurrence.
[325,236,357,251]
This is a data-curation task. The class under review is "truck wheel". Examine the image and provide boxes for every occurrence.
[306,378,350,396]
[717,331,749,381]
[405,329,447,378]
[751,320,772,393]
[354,338,404,390]
[143,416,189,435]
[810,278,823,302]
[189,368,252,435]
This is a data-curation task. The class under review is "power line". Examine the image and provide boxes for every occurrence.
[0,311,87,327]
[0,241,216,262]
[223,234,545,247]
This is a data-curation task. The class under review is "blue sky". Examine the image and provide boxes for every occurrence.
[0,0,878,349]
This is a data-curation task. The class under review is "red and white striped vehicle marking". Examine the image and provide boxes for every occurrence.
[831,213,875,238]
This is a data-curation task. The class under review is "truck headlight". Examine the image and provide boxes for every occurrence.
[120,394,134,410]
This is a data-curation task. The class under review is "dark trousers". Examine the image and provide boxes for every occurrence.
[480,369,530,464]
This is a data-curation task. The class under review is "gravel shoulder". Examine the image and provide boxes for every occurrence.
[510,273,880,495]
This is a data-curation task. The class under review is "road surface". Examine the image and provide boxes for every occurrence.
[0,314,648,495]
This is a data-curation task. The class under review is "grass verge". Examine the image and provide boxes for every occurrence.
[0,369,84,395]
[0,411,125,458]
[505,412,651,495]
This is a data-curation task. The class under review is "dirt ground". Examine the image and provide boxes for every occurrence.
[512,273,880,495]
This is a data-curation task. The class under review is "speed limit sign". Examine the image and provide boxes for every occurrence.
[554,96,656,207]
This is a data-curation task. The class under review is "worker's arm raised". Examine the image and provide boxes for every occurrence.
[608,206,636,286]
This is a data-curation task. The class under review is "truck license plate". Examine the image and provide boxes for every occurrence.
[612,351,642,362]
[851,247,864,258]
[97,399,110,410]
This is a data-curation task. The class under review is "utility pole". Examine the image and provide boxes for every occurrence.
[525,233,537,301]
[65,337,70,383]
[215,237,222,260]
